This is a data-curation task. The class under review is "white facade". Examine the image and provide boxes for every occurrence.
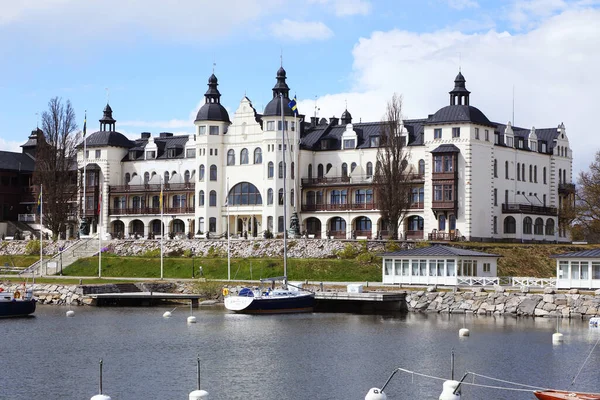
[75,69,574,243]
[554,251,600,289]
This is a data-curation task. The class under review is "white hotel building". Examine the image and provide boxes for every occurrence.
[77,67,574,242]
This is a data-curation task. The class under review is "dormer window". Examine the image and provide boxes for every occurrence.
[541,142,547,153]
[344,139,355,149]
[209,126,219,135]
[369,136,380,147]
[506,136,513,147]
[129,151,136,160]
[321,140,330,150]
[167,149,176,158]
[186,148,196,158]
[146,151,156,159]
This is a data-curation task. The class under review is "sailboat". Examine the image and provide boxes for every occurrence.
[224,92,315,314]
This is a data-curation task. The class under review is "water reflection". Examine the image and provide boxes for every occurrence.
[1,305,598,400]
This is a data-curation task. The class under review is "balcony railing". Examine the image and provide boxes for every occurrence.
[353,230,372,239]
[18,214,37,223]
[109,183,195,193]
[431,200,457,210]
[109,206,194,215]
[428,231,457,241]
[328,231,347,239]
[558,183,576,194]
[409,202,424,209]
[301,173,424,187]
[502,203,557,216]
[301,202,378,212]
[405,230,424,240]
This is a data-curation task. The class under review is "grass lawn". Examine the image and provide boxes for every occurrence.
[65,256,382,282]
[0,255,39,269]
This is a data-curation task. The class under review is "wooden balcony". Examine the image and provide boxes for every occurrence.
[428,231,457,241]
[328,231,347,239]
[109,183,195,193]
[409,202,424,210]
[301,173,424,187]
[432,171,458,180]
[431,200,457,210]
[502,203,557,216]
[109,206,194,216]
[405,230,424,240]
[353,230,372,239]
[301,202,378,212]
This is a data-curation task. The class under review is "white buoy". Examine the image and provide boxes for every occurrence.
[66,310,75,317]
[187,315,197,323]
[439,380,461,400]
[189,389,209,399]
[365,388,387,400]
[552,332,564,344]
[163,311,172,318]
[459,328,470,337]
[90,395,111,400]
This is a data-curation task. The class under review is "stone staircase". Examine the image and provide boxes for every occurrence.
[114,283,142,293]
[21,238,99,277]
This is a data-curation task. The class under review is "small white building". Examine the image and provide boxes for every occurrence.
[381,245,499,286]
[551,249,600,289]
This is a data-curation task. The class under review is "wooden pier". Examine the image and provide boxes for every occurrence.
[88,292,204,307]
[315,291,407,313]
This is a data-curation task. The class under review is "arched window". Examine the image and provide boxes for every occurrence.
[534,218,544,235]
[529,165,533,182]
[534,166,538,183]
[290,189,294,206]
[198,190,205,207]
[342,163,348,178]
[184,170,190,183]
[267,188,273,205]
[330,190,347,204]
[227,149,235,166]
[326,163,332,174]
[351,162,357,173]
[268,162,274,178]
[418,159,425,176]
[279,162,284,179]
[523,217,532,234]
[164,171,169,183]
[366,162,373,178]
[125,173,131,184]
[172,194,186,208]
[227,182,263,205]
[407,216,424,231]
[517,163,521,181]
[199,165,205,181]
[521,164,525,181]
[209,190,217,207]
[546,219,555,236]
[503,216,516,234]
[308,164,313,179]
[291,162,295,179]
[143,172,150,184]
[240,148,249,165]
[278,189,284,205]
[209,217,216,233]
[210,165,217,181]
[317,164,324,178]
[254,148,262,164]
[329,217,346,233]
[355,216,371,231]
[563,170,566,184]
[316,190,323,205]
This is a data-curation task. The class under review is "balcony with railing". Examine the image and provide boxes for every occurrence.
[431,200,457,210]
[301,201,378,212]
[301,173,424,187]
[109,206,194,216]
[502,203,557,216]
[428,230,457,241]
[558,183,576,194]
[405,230,424,240]
[109,182,195,193]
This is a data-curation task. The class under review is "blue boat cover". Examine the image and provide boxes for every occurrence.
[238,288,254,297]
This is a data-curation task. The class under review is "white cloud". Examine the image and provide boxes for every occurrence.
[298,8,600,174]
[270,19,334,41]
[447,0,479,10]
[308,0,371,16]
[119,119,191,130]
[507,0,570,30]
[0,137,22,153]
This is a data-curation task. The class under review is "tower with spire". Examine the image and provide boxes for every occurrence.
[100,104,116,131]
[449,71,470,106]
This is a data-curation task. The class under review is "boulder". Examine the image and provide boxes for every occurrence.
[518,298,542,315]
[569,289,580,294]
[543,287,556,294]
[520,286,530,293]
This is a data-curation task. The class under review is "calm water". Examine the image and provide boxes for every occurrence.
[1,305,599,400]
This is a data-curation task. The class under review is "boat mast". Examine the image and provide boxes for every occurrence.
[227,177,231,281]
[280,93,287,283]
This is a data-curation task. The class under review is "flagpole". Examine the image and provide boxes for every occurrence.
[98,184,102,278]
[39,184,43,278]
[227,177,230,281]
[82,112,87,226]
[280,93,287,283]
[160,176,164,280]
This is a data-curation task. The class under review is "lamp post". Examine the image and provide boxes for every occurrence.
[59,246,64,276]
[191,249,195,279]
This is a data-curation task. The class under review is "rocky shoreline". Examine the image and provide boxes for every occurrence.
[406,286,600,319]
[2,281,599,319]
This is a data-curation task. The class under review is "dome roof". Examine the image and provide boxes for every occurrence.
[427,105,493,127]
[277,67,286,78]
[208,73,218,84]
[263,95,294,117]
[79,130,133,149]
[195,103,231,123]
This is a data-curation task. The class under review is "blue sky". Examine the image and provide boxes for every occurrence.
[1,0,599,173]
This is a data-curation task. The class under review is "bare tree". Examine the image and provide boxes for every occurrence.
[373,93,415,240]
[574,150,600,242]
[33,97,80,238]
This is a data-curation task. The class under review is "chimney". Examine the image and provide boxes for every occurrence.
[310,117,318,127]
[141,132,151,139]
[159,132,174,138]
[329,116,339,126]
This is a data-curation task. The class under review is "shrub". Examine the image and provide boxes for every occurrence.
[415,241,430,248]
[183,249,193,258]
[25,240,41,255]
[207,246,226,258]
[287,240,297,249]
[356,251,375,264]
[264,230,273,239]
[167,248,184,257]
[384,240,401,252]
[336,243,359,259]
[192,281,223,299]
[142,248,161,258]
